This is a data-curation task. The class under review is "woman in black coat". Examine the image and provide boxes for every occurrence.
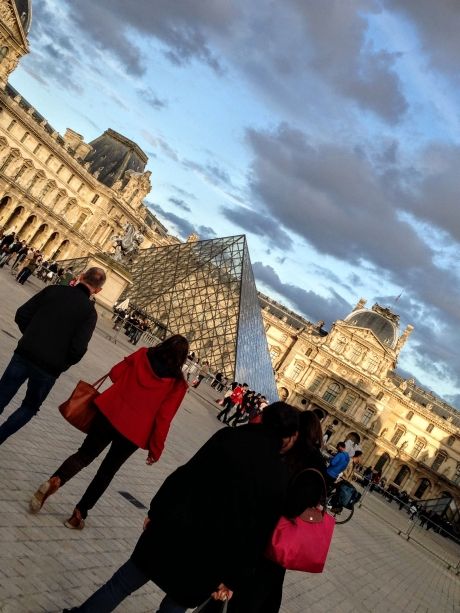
[212,410,327,613]
[64,402,300,613]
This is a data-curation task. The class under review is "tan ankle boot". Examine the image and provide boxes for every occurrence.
[29,476,61,514]
[64,508,85,530]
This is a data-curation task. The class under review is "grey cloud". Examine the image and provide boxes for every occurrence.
[385,0,460,78]
[401,143,460,245]
[148,203,216,240]
[68,0,230,74]
[62,0,407,122]
[141,131,180,162]
[290,1,407,122]
[253,261,351,326]
[221,206,293,251]
[246,123,430,272]
[169,185,198,201]
[136,88,168,110]
[169,197,191,213]
[182,159,233,188]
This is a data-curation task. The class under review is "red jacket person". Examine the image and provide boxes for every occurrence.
[29,335,188,529]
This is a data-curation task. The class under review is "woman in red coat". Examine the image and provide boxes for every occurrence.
[29,335,189,529]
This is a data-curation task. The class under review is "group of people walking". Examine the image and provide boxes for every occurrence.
[0,229,73,285]
[217,382,268,426]
[0,264,337,612]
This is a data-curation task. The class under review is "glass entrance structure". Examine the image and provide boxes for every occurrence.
[124,235,278,401]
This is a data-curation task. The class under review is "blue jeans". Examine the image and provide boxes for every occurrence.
[71,559,187,612]
[0,353,56,445]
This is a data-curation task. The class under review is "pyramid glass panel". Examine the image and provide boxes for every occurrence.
[123,235,278,400]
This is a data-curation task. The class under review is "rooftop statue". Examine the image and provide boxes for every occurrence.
[111,223,144,265]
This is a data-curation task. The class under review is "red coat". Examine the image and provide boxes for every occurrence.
[95,347,187,461]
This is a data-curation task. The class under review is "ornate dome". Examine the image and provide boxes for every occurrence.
[344,305,399,349]
[14,0,32,34]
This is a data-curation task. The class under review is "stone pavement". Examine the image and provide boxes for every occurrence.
[0,270,459,612]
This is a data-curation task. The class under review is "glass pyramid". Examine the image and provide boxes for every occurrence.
[124,235,279,401]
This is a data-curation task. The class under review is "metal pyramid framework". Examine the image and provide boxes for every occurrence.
[125,235,278,400]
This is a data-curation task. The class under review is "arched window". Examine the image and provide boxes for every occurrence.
[309,375,324,393]
[374,453,390,472]
[432,452,447,472]
[426,423,434,433]
[406,411,414,420]
[322,382,341,405]
[376,391,384,401]
[340,392,357,413]
[394,465,410,486]
[0,46,8,63]
[413,478,431,499]
[447,435,455,447]
[391,426,405,445]
[412,438,426,458]
[305,347,312,357]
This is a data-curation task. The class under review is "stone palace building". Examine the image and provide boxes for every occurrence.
[0,0,173,261]
[261,294,460,507]
[2,0,459,510]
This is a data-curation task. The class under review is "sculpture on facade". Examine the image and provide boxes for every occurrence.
[111,223,144,264]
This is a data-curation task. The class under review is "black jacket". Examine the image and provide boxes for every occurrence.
[131,425,289,608]
[14,284,97,376]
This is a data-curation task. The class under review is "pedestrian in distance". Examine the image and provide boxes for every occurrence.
[227,387,253,427]
[325,441,350,490]
[216,381,238,421]
[0,267,106,446]
[16,252,41,284]
[63,402,300,613]
[191,360,210,387]
[30,335,189,530]
[218,382,247,424]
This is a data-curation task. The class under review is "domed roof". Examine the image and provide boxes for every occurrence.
[344,307,399,349]
[14,0,32,34]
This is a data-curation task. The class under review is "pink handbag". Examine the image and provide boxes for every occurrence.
[266,469,335,573]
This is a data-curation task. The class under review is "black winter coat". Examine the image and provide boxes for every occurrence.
[131,424,289,608]
[14,283,97,376]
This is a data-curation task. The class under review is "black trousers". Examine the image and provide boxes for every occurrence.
[227,409,245,427]
[53,412,138,518]
[217,397,235,422]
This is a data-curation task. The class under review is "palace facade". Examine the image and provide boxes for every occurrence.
[261,294,460,505]
[0,0,173,260]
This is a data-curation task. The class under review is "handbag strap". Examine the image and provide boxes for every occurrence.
[292,467,328,513]
[193,598,228,613]
[92,374,110,389]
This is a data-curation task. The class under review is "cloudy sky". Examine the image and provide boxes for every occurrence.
[11,0,460,406]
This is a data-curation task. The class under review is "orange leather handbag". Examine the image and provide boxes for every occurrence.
[59,374,109,433]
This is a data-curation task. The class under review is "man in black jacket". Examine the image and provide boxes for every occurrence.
[0,267,106,445]
[64,402,299,613]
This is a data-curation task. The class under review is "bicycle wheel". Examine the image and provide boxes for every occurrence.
[330,504,354,524]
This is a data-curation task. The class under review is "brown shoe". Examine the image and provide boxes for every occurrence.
[64,508,85,530]
[29,476,61,514]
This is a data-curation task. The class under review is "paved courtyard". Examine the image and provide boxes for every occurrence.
[0,270,459,613]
